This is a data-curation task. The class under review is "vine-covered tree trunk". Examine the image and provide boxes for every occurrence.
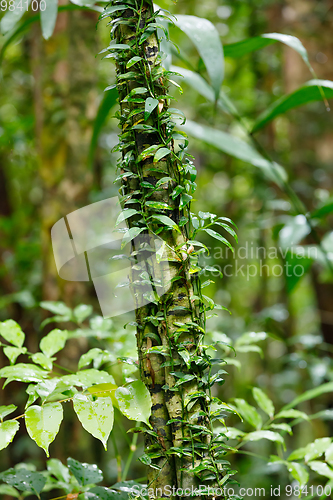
[110,1,227,497]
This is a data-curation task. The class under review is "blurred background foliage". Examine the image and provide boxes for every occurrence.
[0,0,333,498]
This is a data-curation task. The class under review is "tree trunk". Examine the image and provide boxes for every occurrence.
[111,1,225,497]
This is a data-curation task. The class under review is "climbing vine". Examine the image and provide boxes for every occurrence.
[104,0,239,496]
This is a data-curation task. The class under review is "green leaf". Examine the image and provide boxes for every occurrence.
[0,364,49,385]
[281,382,333,411]
[275,409,309,420]
[25,403,63,456]
[115,380,152,427]
[182,120,287,187]
[0,0,32,34]
[0,468,46,495]
[144,97,159,120]
[270,423,292,435]
[311,198,333,219]
[61,369,115,389]
[47,458,70,483]
[0,405,17,420]
[154,147,171,163]
[224,33,310,69]
[40,329,67,357]
[121,227,145,249]
[252,80,333,133]
[304,438,332,462]
[236,331,267,346]
[40,0,58,39]
[40,301,72,317]
[308,461,333,480]
[31,353,54,371]
[287,462,309,488]
[3,346,27,365]
[73,304,93,324]
[173,15,224,99]
[145,201,170,210]
[203,228,234,252]
[116,209,139,226]
[0,319,25,347]
[89,87,118,168]
[67,457,103,487]
[0,420,19,450]
[126,55,142,68]
[151,214,180,232]
[243,430,285,447]
[252,387,275,418]
[233,399,262,429]
[0,484,20,497]
[73,394,114,450]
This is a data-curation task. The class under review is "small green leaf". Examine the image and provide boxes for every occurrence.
[73,304,93,324]
[40,301,72,317]
[281,381,333,410]
[0,319,25,348]
[73,394,114,450]
[151,214,180,232]
[0,468,46,495]
[0,405,17,420]
[308,461,333,480]
[3,346,27,365]
[243,430,285,448]
[275,409,309,420]
[325,443,333,466]
[270,423,292,435]
[40,329,67,358]
[121,227,145,249]
[40,0,58,39]
[25,403,63,456]
[31,353,54,371]
[0,0,32,34]
[203,228,234,252]
[233,399,262,429]
[252,387,275,418]
[0,420,19,451]
[287,462,309,488]
[304,438,332,462]
[126,56,142,68]
[116,209,139,226]
[67,457,103,486]
[146,201,170,210]
[154,147,171,163]
[144,98,159,120]
[0,364,49,385]
[115,380,152,427]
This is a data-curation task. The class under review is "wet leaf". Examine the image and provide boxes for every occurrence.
[25,403,63,456]
[73,394,114,450]
[0,420,19,451]
[67,457,103,486]
[115,381,152,427]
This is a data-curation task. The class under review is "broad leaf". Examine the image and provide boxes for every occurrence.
[325,443,333,466]
[61,369,116,389]
[3,346,27,365]
[116,209,139,227]
[224,33,310,70]
[115,380,152,427]
[40,301,72,317]
[121,227,145,249]
[281,382,333,411]
[73,304,93,324]
[31,353,54,371]
[67,457,103,486]
[89,87,118,168]
[252,80,333,132]
[0,404,17,420]
[0,319,25,347]
[0,468,46,495]
[233,399,262,429]
[151,214,180,232]
[0,420,19,451]
[40,329,67,358]
[252,387,275,418]
[0,0,32,34]
[275,409,309,420]
[40,0,58,39]
[203,228,234,252]
[73,394,114,450]
[308,461,333,480]
[0,364,49,385]
[144,97,159,120]
[243,430,285,447]
[173,15,224,99]
[154,147,171,163]
[182,120,287,187]
[25,403,63,456]
[304,438,332,462]
[287,462,309,488]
